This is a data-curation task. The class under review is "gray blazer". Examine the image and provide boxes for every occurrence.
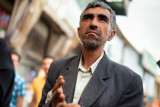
[39,53,143,107]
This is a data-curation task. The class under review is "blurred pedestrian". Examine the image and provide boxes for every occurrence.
[0,38,14,107]
[39,1,143,107]
[30,56,54,107]
[10,51,26,107]
[152,99,160,107]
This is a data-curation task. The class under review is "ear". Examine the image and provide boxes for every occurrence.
[77,27,80,38]
[107,30,115,41]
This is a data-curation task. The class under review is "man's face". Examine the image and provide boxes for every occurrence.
[42,58,53,75]
[78,7,115,50]
[11,53,19,69]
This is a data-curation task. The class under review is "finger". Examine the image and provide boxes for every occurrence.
[52,76,65,107]
[58,91,65,102]
[52,88,61,102]
[52,79,64,96]
[52,76,65,104]
[52,90,59,102]
[55,76,64,88]
[57,101,67,107]
[52,76,65,92]
[52,86,65,102]
[66,103,81,107]
[56,75,63,82]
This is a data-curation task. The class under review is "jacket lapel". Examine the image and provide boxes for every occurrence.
[61,55,80,103]
[79,53,111,106]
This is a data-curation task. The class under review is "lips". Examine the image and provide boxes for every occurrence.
[86,30,98,36]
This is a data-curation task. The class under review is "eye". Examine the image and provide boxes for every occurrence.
[98,15,109,23]
[82,14,93,21]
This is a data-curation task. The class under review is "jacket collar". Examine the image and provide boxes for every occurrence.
[79,53,111,106]
[62,52,111,105]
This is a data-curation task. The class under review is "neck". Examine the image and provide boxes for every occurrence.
[81,46,104,69]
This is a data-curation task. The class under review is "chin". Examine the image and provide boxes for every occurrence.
[84,44,100,50]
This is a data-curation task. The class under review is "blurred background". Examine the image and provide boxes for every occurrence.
[0,0,160,106]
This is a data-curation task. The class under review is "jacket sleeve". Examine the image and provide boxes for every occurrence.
[117,75,143,107]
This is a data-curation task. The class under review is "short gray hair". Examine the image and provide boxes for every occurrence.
[80,1,116,30]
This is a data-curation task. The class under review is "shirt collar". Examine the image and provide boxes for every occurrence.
[78,51,104,74]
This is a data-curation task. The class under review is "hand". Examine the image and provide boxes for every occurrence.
[51,76,81,107]
[52,75,66,107]
[66,103,81,107]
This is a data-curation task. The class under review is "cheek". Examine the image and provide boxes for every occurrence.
[80,23,89,31]
[102,26,110,35]
[79,27,85,37]
[14,61,19,68]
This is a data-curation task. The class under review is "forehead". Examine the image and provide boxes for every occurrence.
[42,58,53,63]
[11,53,18,58]
[83,7,111,18]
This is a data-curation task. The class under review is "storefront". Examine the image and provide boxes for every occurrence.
[3,0,79,77]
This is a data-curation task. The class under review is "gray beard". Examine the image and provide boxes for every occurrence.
[81,34,107,50]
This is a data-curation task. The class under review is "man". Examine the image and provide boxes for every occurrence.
[0,38,14,107]
[39,1,143,107]
[10,51,26,107]
[30,56,54,107]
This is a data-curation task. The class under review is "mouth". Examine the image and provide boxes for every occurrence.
[86,30,99,36]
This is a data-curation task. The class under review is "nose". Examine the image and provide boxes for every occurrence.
[90,18,98,29]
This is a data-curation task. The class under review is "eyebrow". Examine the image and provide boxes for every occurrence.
[98,14,109,22]
[81,13,109,21]
[98,14,109,19]
[81,13,93,20]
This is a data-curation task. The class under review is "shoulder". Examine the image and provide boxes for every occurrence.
[32,77,44,84]
[0,38,6,48]
[14,73,26,96]
[47,55,80,85]
[0,38,10,54]
[108,60,143,98]
[111,60,140,77]
[31,77,44,90]
[109,60,142,85]
[15,72,26,85]
[111,61,143,106]
[103,53,139,79]
[49,55,80,71]
[49,54,80,73]
[32,77,40,82]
